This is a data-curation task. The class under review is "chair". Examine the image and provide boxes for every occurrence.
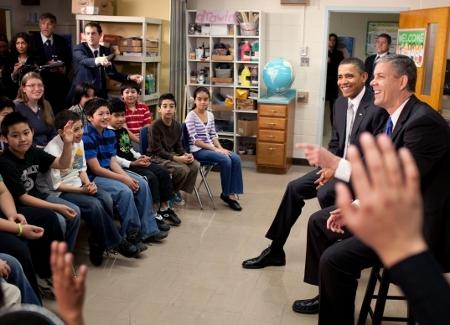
[139,127,149,155]
[181,123,217,210]
[357,265,415,325]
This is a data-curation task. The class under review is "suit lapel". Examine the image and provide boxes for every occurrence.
[391,95,417,140]
[350,89,370,142]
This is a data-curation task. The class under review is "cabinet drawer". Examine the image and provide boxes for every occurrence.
[258,117,286,130]
[256,143,286,166]
[258,129,285,143]
[259,104,287,118]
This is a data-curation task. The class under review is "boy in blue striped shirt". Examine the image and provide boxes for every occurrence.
[82,98,168,252]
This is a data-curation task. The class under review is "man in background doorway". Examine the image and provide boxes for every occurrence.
[31,13,72,113]
[365,33,391,89]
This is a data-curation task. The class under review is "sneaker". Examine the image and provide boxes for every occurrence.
[127,234,148,252]
[88,235,104,266]
[155,213,171,231]
[174,192,185,205]
[116,239,140,258]
[37,277,55,297]
[142,230,168,243]
[159,208,181,225]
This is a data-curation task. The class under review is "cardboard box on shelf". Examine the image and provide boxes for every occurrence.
[80,33,121,43]
[106,78,121,93]
[237,120,257,136]
[211,54,234,61]
[72,0,114,15]
[119,38,159,47]
[109,44,120,55]
[118,46,159,53]
[236,99,256,111]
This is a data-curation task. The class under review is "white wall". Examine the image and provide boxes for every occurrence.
[188,0,450,158]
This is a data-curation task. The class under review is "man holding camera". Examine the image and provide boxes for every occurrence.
[31,13,72,113]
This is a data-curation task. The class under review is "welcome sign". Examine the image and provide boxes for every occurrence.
[397,29,427,67]
[195,10,237,24]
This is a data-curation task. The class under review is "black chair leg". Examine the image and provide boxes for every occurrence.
[357,266,380,325]
[372,268,391,325]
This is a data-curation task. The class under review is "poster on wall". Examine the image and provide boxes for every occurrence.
[366,21,398,56]
[397,29,426,67]
[338,37,354,58]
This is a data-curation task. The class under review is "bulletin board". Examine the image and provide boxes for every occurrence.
[366,21,398,56]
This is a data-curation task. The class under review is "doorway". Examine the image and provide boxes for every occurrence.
[318,6,409,147]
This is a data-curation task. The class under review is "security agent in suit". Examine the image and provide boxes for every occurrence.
[241,57,389,269]
[294,54,450,324]
[66,22,142,104]
[31,13,72,113]
[365,33,391,89]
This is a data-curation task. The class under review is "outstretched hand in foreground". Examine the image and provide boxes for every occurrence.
[50,241,86,325]
[335,133,427,268]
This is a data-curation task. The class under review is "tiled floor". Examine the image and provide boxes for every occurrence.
[43,166,408,324]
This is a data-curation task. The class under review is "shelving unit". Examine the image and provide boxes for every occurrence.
[186,10,265,165]
[75,15,162,114]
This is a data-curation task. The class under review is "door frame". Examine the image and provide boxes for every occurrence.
[317,6,409,146]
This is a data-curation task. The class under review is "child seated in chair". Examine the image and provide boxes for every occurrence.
[185,87,243,211]
[107,97,180,228]
[148,93,200,204]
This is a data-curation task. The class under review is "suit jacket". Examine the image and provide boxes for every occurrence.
[328,88,389,157]
[66,42,128,103]
[390,95,450,271]
[31,33,72,74]
[31,33,72,111]
[364,52,389,88]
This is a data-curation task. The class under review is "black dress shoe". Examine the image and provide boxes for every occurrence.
[220,193,242,211]
[292,295,319,314]
[242,247,286,269]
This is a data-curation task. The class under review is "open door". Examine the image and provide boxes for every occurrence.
[399,7,450,112]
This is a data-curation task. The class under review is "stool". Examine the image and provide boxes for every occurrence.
[357,265,416,325]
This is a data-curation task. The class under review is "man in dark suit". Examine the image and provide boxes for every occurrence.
[241,57,388,269]
[66,22,142,104]
[31,13,72,113]
[365,33,391,89]
[296,54,450,324]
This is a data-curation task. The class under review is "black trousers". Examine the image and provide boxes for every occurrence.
[265,168,339,247]
[128,162,174,204]
[0,207,64,302]
[318,236,381,325]
[304,205,353,285]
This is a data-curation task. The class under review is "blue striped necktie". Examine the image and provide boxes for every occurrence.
[384,117,393,138]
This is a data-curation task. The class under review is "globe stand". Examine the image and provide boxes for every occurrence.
[267,93,290,101]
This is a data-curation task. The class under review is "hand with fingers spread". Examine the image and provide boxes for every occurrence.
[335,132,426,267]
[50,241,86,325]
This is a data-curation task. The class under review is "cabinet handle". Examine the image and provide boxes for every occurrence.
[266,147,276,151]
[267,122,277,125]
[267,135,275,138]
[268,110,278,113]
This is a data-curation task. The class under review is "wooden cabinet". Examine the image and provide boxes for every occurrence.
[256,100,295,174]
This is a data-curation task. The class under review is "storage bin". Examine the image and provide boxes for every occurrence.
[215,68,231,78]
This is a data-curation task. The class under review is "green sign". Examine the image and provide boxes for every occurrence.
[397,29,426,67]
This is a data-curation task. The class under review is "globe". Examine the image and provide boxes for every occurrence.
[262,58,295,100]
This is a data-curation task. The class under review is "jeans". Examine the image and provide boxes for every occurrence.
[59,188,122,251]
[44,195,81,253]
[192,150,243,196]
[0,253,41,306]
[93,172,159,239]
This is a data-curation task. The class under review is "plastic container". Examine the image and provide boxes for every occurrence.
[241,41,251,61]
[251,41,259,62]
[237,42,244,61]
[241,66,251,87]
[215,68,231,78]
[239,22,258,36]
[251,67,258,86]
[147,74,155,94]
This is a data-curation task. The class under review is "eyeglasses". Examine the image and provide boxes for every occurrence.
[24,84,44,89]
